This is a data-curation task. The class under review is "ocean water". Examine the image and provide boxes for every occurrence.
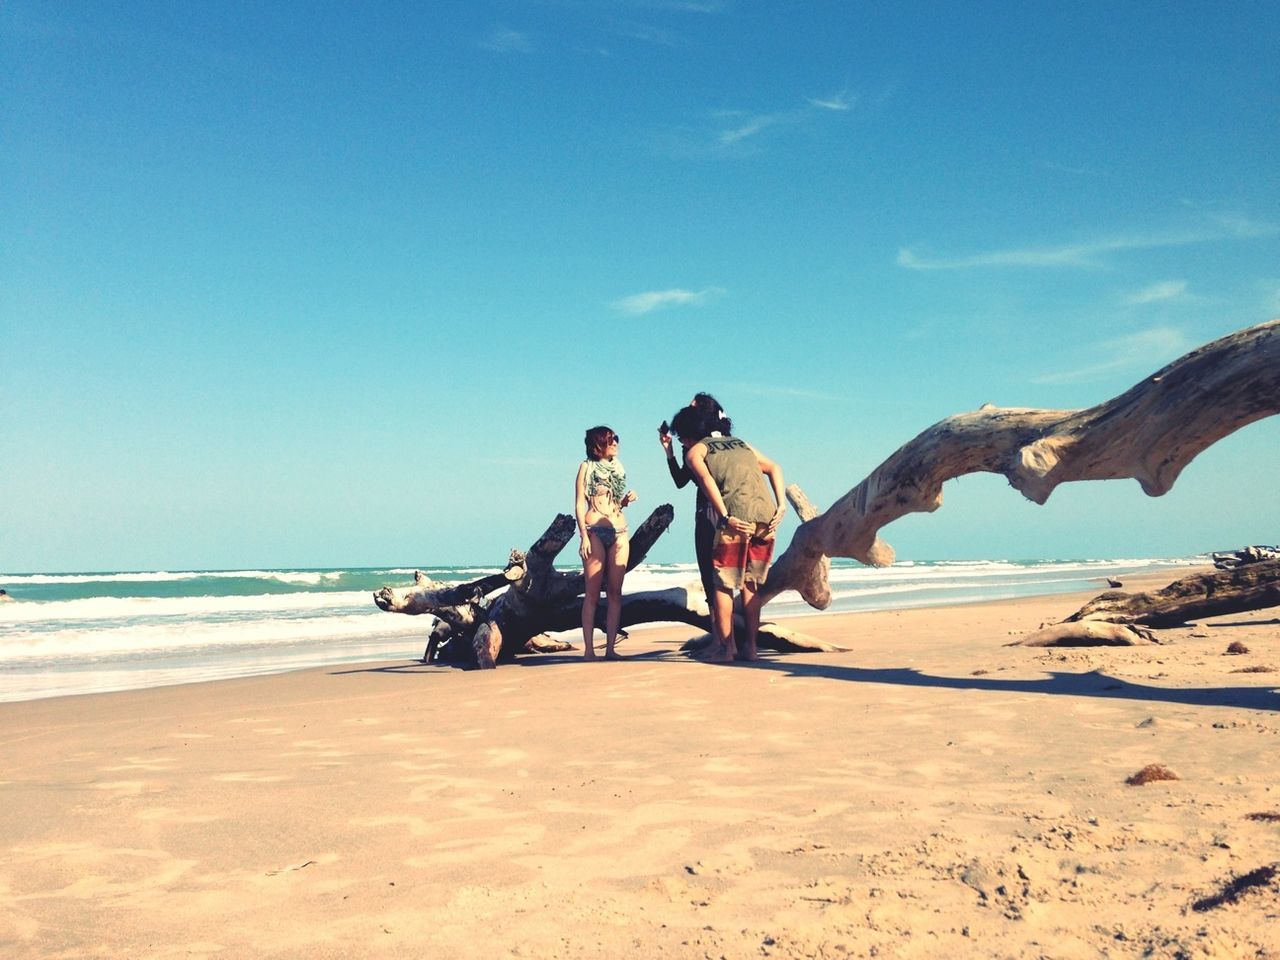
[0,557,1203,703]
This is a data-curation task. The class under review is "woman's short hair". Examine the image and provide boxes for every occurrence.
[584,425,617,460]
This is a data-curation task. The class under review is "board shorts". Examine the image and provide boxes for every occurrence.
[711,522,775,590]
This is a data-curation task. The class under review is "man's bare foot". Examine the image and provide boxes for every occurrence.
[604,650,623,660]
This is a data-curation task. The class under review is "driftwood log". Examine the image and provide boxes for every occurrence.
[1015,621,1160,647]
[1011,558,1280,646]
[376,319,1280,666]
[373,503,837,668]
[1062,557,1280,629]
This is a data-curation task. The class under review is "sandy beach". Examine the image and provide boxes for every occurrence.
[2,571,1278,959]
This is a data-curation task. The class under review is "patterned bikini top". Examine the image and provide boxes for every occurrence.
[583,457,627,503]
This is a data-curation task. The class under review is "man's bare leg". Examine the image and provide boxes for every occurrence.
[738,582,762,661]
[708,586,736,661]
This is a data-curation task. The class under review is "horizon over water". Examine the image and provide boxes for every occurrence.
[0,556,1205,703]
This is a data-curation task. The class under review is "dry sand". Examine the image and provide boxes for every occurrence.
[2,571,1279,959]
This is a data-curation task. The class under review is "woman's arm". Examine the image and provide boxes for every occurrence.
[660,427,692,488]
[667,455,692,488]
[574,462,591,560]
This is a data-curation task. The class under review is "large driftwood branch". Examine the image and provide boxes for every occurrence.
[761,319,1280,608]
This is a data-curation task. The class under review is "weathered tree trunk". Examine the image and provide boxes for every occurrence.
[759,319,1280,608]
[1060,557,1280,628]
[1010,557,1280,646]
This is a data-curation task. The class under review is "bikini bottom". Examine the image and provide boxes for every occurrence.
[588,524,628,550]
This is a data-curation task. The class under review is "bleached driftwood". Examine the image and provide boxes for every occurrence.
[760,319,1280,608]
[1059,557,1280,628]
[1012,621,1159,647]
[1011,557,1280,645]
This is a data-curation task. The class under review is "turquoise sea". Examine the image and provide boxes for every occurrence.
[0,557,1203,703]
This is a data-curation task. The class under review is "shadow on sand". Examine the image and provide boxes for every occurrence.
[333,643,1280,713]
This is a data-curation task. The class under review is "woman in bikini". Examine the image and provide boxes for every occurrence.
[575,426,637,660]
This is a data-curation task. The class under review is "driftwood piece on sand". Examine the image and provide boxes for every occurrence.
[1213,545,1280,569]
[1012,621,1159,647]
[1012,558,1280,645]
[374,504,835,668]
[759,319,1280,609]
[1062,558,1280,628]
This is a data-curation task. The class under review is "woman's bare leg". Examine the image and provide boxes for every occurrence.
[603,537,629,658]
[581,534,604,660]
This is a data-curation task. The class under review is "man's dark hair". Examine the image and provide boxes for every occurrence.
[670,405,719,442]
[690,393,732,435]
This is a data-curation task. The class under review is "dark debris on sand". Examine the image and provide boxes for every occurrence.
[1125,764,1180,786]
[1190,863,1279,912]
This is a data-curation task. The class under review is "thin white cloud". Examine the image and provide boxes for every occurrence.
[899,216,1277,272]
[1126,280,1189,305]
[610,21,684,46]
[806,90,854,111]
[1031,327,1194,385]
[898,234,1198,271]
[480,27,534,53]
[1207,212,1276,238]
[717,113,781,146]
[610,287,724,315]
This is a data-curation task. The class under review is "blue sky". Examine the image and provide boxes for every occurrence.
[3,1,1278,572]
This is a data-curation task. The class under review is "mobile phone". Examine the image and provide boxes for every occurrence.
[659,420,671,436]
